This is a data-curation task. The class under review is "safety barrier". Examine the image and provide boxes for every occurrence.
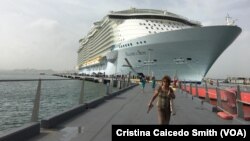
[179,81,250,121]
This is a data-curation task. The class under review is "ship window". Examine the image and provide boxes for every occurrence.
[161,28,164,30]
[146,27,148,29]
[148,24,151,26]
[156,27,159,30]
[138,60,141,62]
[153,59,157,62]
[144,41,146,43]
[139,23,142,25]
[143,23,146,25]
[187,58,192,61]
[137,42,139,44]
[130,43,132,46]
[151,27,153,29]
[149,31,151,33]
[140,41,142,44]
[146,20,148,22]
[154,24,156,26]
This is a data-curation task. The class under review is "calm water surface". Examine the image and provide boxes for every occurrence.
[0,72,115,134]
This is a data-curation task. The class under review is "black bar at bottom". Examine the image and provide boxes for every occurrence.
[112,125,250,140]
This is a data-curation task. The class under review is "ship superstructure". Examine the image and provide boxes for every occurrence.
[77,8,241,81]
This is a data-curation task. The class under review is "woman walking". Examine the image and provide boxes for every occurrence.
[148,75,175,124]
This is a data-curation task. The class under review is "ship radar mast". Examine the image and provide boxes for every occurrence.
[225,14,237,25]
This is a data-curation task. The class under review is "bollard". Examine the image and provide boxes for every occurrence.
[31,79,41,122]
[236,85,244,119]
[79,79,85,104]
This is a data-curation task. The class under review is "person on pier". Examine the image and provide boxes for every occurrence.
[148,75,175,124]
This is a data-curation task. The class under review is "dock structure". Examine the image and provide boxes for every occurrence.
[26,85,248,141]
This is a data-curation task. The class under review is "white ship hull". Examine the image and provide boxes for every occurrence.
[77,8,241,82]
[103,25,241,81]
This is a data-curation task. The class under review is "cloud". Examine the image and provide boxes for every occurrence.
[29,19,58,29]
[0,0,249,77]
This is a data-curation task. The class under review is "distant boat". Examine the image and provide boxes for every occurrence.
[40,73,45,75]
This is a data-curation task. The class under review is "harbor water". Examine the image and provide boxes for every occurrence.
[0,72,116,134]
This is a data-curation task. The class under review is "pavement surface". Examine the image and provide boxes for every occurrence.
[29,84,248,141]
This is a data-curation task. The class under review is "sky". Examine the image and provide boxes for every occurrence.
[0,0,249,78]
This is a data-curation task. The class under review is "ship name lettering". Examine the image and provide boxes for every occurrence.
[125,50,146,56]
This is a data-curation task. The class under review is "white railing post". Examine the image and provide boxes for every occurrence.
[236,85,244,118]
[216,80,222,108]
[204,81,210,103]
[79,79,85,104]
[195,83,199,97]
[31,79,41,122]
[106,82,110,95]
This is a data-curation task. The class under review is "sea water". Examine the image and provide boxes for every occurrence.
[0,72,114,134]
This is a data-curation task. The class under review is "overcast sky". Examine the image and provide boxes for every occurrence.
[0,0,249,78]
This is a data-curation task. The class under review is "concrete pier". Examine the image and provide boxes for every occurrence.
[28,85,249,141]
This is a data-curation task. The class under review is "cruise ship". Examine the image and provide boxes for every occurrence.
[77,8,241,82]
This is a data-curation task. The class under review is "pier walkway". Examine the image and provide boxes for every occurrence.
[29,85,248,141]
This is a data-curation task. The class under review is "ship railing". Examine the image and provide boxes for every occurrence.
[178,81,250,121]
[0,77,133,135]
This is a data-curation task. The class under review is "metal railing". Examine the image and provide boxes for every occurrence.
[178,81,250,120]
[0,77,132,133]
